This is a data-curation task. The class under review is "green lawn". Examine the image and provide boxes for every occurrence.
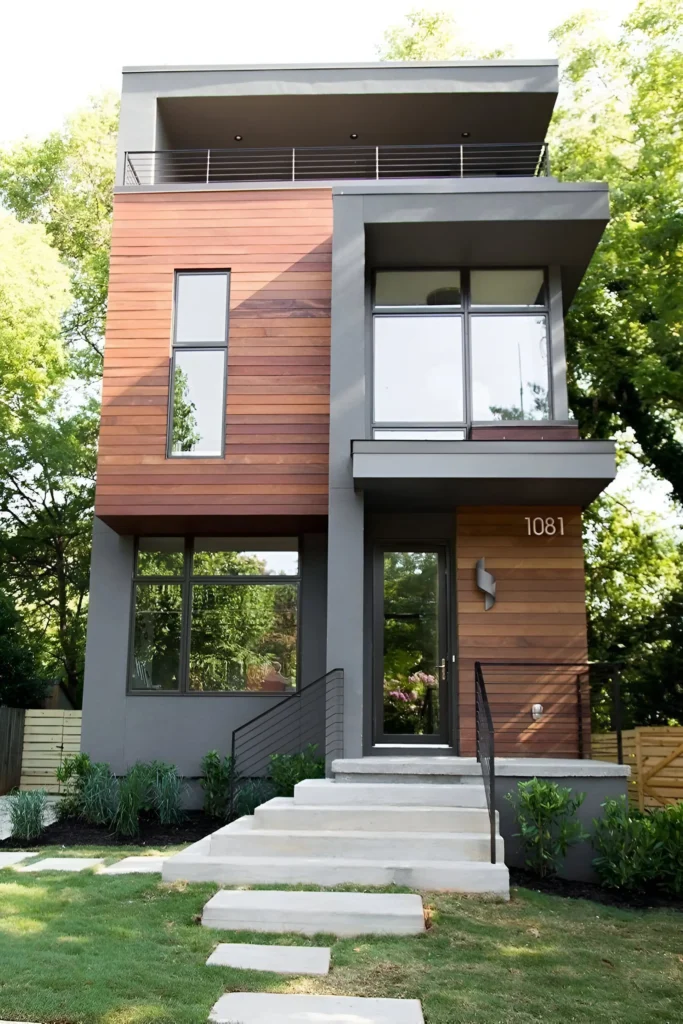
[0,848,681,1024]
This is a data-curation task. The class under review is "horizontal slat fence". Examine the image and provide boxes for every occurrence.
[592,726,683,810]
[19,710,82,793]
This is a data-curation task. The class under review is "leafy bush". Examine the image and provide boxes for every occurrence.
[200,750,235,820]
[150,762,184,825]
[55,752,97,819]
[507,778,588,878]
[81,762,118,826]
[0,589,50,709]
[593,797,683,896]
[114,763,152,837]
[269,745,325,798]
[9,789,47,842]
[233,779,275,817]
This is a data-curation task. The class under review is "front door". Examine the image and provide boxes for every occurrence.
[372,545,451,747]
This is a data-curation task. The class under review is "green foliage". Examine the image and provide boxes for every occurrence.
[0,588,50,708]
[507,778,588,878]
[269,745,325,798]
[55,752,96,819]
[593,796,683,896]
[200,750,235,820]
[81,762,118,826]
[377,8,509,60]
[114,763,153,837]
[171,365,201,453]
[9,789,47,842]
[233,778,275,817]
[150,762,184,825]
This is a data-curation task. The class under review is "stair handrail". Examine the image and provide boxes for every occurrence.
[474,660,496,864]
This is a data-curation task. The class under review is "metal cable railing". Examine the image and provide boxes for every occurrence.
[474,660,496,865]
[124,142,550,186]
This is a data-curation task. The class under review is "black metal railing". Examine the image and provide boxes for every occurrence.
[474,660,496,865]
[124,142,550,187]
[229,668,344,811]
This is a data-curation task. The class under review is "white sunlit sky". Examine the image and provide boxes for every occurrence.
[1,0,676,528]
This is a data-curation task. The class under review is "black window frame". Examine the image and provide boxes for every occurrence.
[127,536,301,696]
[167,269,231,460]
[371,267,552,433]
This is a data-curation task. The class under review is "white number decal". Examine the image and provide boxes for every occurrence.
[525,516,565,536]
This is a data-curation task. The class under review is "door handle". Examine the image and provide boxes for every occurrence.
[439,658,447,681]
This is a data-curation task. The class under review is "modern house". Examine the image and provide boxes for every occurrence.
[82,60,628,892]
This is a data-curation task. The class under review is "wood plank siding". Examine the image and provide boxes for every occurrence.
[456,506,589,757]
[95,189,333,528]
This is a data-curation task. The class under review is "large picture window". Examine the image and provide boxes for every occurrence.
[168,271,229,458]
[129,538,299,694]
[373,269,551,434]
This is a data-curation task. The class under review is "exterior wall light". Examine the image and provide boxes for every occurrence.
[350,133,359,139]
[531,703,544,721]
[461,131,471,138]
[234,135,243,141]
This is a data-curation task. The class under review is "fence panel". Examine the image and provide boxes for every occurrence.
[591,726,683,809]
[0,708,26,794]
[19,710,82,793]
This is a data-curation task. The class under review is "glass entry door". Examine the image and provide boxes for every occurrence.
[373,546,450,745]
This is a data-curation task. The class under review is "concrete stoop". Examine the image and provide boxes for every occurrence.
[163,759,509,897]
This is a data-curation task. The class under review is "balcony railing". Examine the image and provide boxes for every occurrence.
[124,142,550,187]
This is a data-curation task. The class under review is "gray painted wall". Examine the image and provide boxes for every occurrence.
[81,520,327,780]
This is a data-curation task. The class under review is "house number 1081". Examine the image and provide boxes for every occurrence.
[525,516,564,536]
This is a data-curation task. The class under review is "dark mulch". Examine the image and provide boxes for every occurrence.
[511,867,683,912]
[0,810,219,849]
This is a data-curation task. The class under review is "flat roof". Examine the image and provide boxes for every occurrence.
[123,59,558,74]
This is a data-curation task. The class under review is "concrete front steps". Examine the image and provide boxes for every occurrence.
[163,758,509,896]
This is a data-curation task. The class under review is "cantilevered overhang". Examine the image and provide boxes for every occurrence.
[336,178,610,308]
[352,440,616,509]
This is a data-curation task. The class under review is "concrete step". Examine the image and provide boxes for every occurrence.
[201,889,426,937]
[209,992,425,1023]
[162,839,509,894]
[254,797,496,833]
[208,817,504,862]
[206,942,331,974]
[332,756,483,785]
[294,778,487,807]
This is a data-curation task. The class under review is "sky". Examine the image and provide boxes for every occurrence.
[1,0,634,144]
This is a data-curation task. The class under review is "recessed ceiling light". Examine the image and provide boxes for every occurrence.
[350,133,359,139]
[461,131,471,138]
[234,134,243,141]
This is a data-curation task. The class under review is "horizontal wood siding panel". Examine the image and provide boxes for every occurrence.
[95,189,333,524]
[456,506,589,757]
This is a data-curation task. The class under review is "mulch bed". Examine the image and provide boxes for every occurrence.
[511,867,683,912]
[0,810,219,849]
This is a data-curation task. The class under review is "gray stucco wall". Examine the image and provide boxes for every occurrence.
[81,520,327,782]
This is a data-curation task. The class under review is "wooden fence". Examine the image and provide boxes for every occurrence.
[19,710,82,793]
[592,726,683,810]
[0,708,26,794]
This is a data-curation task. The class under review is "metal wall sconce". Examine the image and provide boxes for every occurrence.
[476,557,496,611]
[531,703,544,721]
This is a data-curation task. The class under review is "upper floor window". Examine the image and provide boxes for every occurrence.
[168,271,229,457]
[372,269,550,434]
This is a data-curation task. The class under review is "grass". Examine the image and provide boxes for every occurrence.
[0,847,681,1024]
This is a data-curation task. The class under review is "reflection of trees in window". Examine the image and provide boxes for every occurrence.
[189,583,297,692]
[490,382,550,421]
[131,584,182,690]
[171,365,200,453]
[193,550,267,577]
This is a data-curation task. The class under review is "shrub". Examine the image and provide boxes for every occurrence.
[507,778,588,878]
[81,762,118,826]
[200,750,235,820]
[114,763,152,837]
[593,797,683,896]
[55,753,96,819]
[269,745,325,798]
[9,789,47,842]
[233,779,275,817]
[151,762,185,825]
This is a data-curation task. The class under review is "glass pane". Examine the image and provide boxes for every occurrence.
[374,316,463,423]
[189,584,298,692]
[130,584,182,691]
[382,552,440,736]
[137,538,184,577]
[193,538,299,576]
[175,273,229,343]
[471,315,550,421]
[375,271,461,307]
[470,270,545,307]
[373,429,466,440]
[171,349,225,456]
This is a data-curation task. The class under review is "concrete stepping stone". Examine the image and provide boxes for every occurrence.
[0,852,39,869]
[100,856,165,874]
[209,992,424,1023]
[201,889,425,937]
[17,857,103,873]
[206,942,330,974]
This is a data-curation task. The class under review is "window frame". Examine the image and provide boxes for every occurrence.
[371,267,552,433]
[127,536,301,696]
[167,270,231,460]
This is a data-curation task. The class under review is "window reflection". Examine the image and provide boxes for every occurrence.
[171,349,225,456]
[131,584,182,690]
[374,316,464,423]
[471,316,549,421]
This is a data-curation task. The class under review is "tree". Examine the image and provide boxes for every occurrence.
[378,9,510,60]
[550,0,683,503]
[0,93,118,379]
[0,589,50,708]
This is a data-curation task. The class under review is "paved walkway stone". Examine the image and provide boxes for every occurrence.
[0,852,39,869]
[100,856,165,874]
[18,857,103,873]
[209,993,424,1023]
[206,942,330,974]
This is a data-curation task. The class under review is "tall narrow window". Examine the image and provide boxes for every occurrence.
[169,271,229,457]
